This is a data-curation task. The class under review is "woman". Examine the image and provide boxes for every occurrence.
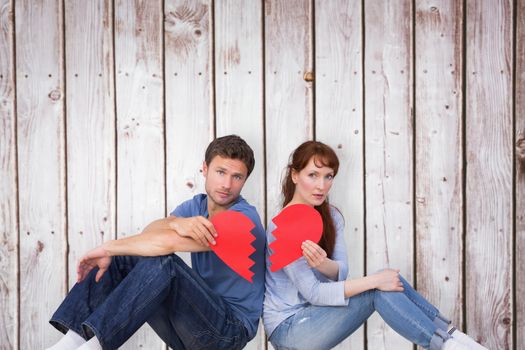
[263,141,486,350]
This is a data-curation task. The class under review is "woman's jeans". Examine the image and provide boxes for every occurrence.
[269,276,451,350]
[49,254,248,350]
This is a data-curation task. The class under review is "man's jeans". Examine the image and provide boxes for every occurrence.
[269,276,451,350]
[50,254,249,349]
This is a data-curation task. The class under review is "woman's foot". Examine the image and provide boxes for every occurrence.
[448,327,488,350]
[443,338,470,350]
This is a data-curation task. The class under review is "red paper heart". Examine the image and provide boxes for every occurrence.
[269,204,323,272]
[210,211,256,282]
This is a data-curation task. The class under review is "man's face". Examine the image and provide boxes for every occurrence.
[203,155,248,210]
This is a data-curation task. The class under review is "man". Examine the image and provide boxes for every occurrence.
[47,135,266,350]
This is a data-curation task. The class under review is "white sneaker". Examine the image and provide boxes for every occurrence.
[449,327,489,350]
[443,338,470,350]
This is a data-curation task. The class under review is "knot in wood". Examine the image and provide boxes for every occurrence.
[48,89,62,101]
[516,137,525,161]
[303,71,314,82]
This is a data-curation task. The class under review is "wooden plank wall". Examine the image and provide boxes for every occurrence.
[0,0,17,349]
[0,1,522,349]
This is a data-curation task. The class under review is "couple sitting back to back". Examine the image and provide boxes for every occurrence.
[47,135,486,350]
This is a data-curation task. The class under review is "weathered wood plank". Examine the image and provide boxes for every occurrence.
[414,0,463,331]
[265,1,313,348]
[314,1,364,349]
[0,1,17,349]
[15,0,66,348]
[516,0,525,347]
[64,0,115,290]
[115,0,165,348]
[215,0,264,220]
[264,0,314,218]
[465,0,513,348]
[214,1,265,348]
[364,1,413,349]
[164,0,213,268]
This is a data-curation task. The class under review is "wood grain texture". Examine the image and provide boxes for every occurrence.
[64,0,115,289]
[264,0,313,219]
[466,0,513,348]
[265,2,313,348]
[364,1,413,349]
[314,1,364,349]
[214,2,265,348]
[165,0,213,267]
[115,0,165,348]
[0,0,17,349]
[15,0,66,348]
[414,0,463,330]
[516,0,525,347]
[1,2,521,348]
[215,0,265,221]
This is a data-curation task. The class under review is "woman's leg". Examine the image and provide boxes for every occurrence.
[373,289,450,349]
[398,275,451,331]
[269,290,376,350]
[269,288,450,350]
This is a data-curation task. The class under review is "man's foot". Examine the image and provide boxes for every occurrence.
[76,335,102,350]
[45,330,86,350]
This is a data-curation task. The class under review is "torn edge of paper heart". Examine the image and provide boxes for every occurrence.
[268,204,323,272]
[210,210,257,283]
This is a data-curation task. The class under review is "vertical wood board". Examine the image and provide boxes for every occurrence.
[414,0,464,328]
[315,0,364,349]
[0,0,18,348]
[164,0,213,267]
[64,0,115,289]
[15,0,66,348]
[465,0,513,348]
[115,0,165,348]
[364,1,414,349]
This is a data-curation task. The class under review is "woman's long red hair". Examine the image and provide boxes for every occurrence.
[282,141,340,258]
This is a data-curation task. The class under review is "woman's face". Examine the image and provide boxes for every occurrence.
[291,156,335,207]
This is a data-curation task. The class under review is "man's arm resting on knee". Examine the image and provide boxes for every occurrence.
[103,216,211,257]
[76,216,215,282]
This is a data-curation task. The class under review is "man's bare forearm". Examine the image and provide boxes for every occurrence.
[102,217,209,257]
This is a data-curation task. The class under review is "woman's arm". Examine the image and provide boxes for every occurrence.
[301,208,348,281]
[343,269,404,298]
[301,240,340,280]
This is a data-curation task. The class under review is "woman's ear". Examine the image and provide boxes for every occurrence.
[291,169,298,184]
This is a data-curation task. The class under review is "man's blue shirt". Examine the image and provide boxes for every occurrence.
[170,194,266,339]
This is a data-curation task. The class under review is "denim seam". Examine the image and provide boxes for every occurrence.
[49,317,85,338]
[193,329,241,343]
[82,320,106,348]
[175,263,228,319]
[378,293,436,346]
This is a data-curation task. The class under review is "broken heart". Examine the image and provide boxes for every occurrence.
[269,204,323,272]
[210,211,256,282]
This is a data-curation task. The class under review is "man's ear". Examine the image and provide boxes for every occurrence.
[202,161,208,177]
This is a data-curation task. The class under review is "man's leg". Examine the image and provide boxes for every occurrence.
[144,301,186,349]
[50,255,141,337]
[157,255,249,350]
[82,255,249,350]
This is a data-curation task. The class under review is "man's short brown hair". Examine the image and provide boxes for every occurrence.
[204,135,255,177]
